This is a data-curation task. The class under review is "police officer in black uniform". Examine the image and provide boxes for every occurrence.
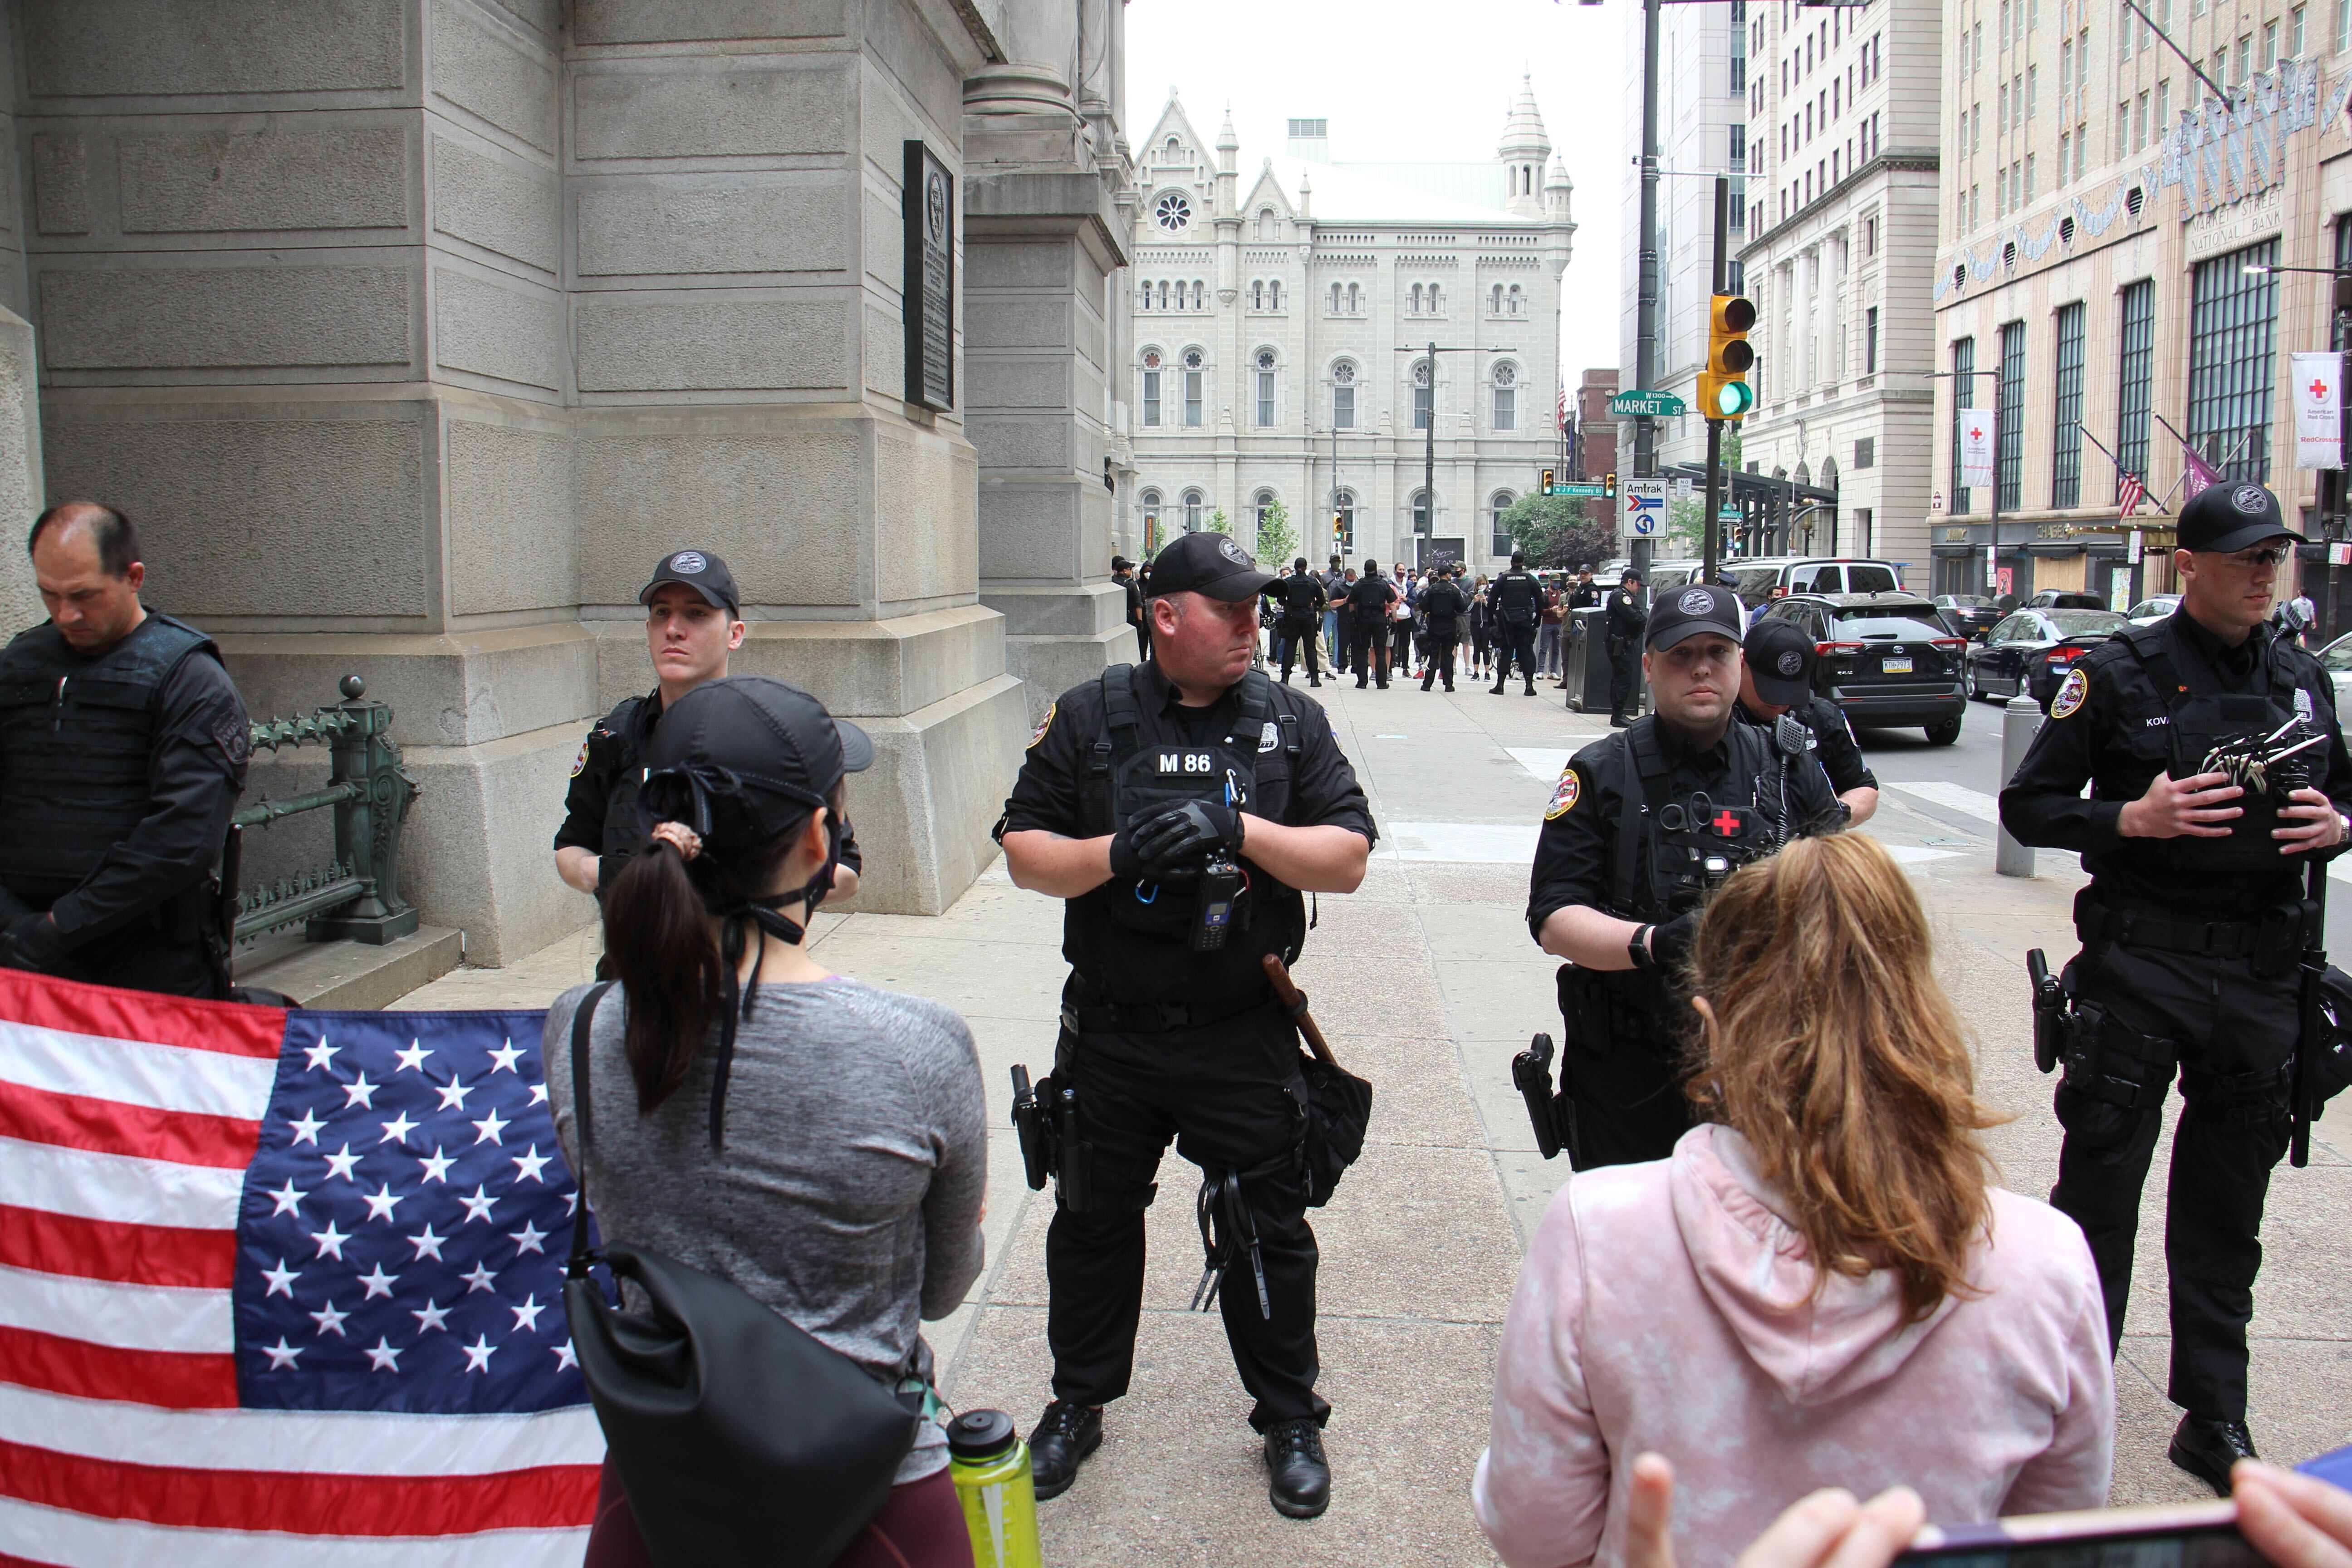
[1113,555,1145,658]
[1737,618,1878,825]
[1604,567,1649,726]
[554,549,861,902]
[1568,564,1603,611]
[0,503,250,997]
[1266,556,1327,687]
[1526,583,1841,1168]
[1487,551,1543,695]
[1999,480,2352,1494]
[1345,560,1397,688]
[996,529,1376,1521]
[1419,565,1468,692]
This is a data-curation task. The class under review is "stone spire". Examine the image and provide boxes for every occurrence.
[1498,74,1551,216]
[1545,154,1573,220]
[1298,165,1313,219]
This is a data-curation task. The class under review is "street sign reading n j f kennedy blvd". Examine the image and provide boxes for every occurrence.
[1608,389,1687,418]
[1620,478,1667,539]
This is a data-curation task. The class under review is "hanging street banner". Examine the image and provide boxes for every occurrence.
[2293,351,2342,470]
[1958,408,1995,488]
[1620,477,1667,539]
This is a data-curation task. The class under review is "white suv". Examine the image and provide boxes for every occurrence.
[1723,556,1905,610]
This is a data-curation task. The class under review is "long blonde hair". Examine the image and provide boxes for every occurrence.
[1686,833,2000,1323]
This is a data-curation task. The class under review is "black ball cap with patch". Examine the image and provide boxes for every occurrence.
[641,676,873,840]
[1743,617,1816,706]
[1148,530,1277,601]
[1645,582,1746,651]
[640,548,742,616]
[2176,481,2300,556]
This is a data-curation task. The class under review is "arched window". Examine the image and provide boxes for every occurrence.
[1347,282,1360,311]
[1794,461,1812,487]
[1156,281,1169,311]
[1507,284,1524,315]
[1411,489,1433,534]
[1492,361,1519,431]
[1410,284,1423,314]
[1427,283,1441,313]
[1411,359,1433,431]
[1269,280,1281,311]
[1490,284,1504,314]
[1182,489,1205,532]
[1329,282,1342,312]
[1252,280,1264,311]
[1253,488,1279,534]
[1257,207,1276,239]
[1333,489,1357,553]
[1141,488,1164,552]
[1191,280,1204,310]
[1820,457,1840,492]
[1491,492,1516,556]
[1182,349,1204,427]
[1331,359,1357,430]
[1139,281,1152,312]
[1140,348,1163,427]
[1165,135,1181,158]
[1255,348,1277,427]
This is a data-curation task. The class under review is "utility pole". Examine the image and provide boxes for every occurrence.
[1397,339,1516,568]
[1631,0,1663,580]
[1701,175,1728,583]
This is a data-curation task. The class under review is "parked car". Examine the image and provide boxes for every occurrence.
[1758,592,1968,744]
[2318,629,2352,715]
[1596,557,1696,593]
[2122,594,2181,626]
[1964,608,2130,707]
[1722,557,1906,612]
[1932,593,2004,641]
[2024,590,2107,610]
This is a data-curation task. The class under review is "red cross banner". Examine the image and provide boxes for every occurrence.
[1958,408,1994,489]
[2293,351,2342,470]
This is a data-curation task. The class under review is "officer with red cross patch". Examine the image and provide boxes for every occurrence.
[1524,582,1843,1169]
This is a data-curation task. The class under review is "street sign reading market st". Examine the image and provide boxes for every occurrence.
[1608,389,1687,418]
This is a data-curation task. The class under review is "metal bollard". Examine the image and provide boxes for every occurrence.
[1996,694,2043,877]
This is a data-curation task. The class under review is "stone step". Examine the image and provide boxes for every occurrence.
[233,926,464,1010]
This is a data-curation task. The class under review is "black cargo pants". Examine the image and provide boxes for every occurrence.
[1556,965,1694,1170]
[1277,619,1320,683]
[2050,939,2296,1422]
[1045,1005,1328,1432]
[1494,619,1538,688]
[1606,637,1639,716]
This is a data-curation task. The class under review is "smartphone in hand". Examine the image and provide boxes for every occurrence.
[1897,1500,2269,1568]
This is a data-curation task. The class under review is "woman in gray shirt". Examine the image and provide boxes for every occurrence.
[547,676,986,1568]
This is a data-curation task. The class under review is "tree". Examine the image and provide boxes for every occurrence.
[1499,492,1617,571]
[1253,499,1298,566]
[1207,507,1232,536]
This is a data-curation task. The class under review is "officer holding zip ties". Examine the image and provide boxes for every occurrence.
[2000,480,2352,1496]
[1515,583,1842,1171]
[992,529,1376,1522]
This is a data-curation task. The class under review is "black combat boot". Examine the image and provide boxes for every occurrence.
[2168,1413,2257,1497]
[1263,1418,1330,1519]
[1029,1400,1103,1501]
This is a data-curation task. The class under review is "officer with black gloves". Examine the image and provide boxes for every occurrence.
[1344,560,1398,688]
[1605,567,1648,726]
[1736,618,1878,825]
[1526,583,1841,1169]
[0,503,250,997]
[1266,556,1327,687]
[1999,480,2352,1496]
[995,529,1376,1523]
[1418,566,1468,692]
[1487,551,1544,695]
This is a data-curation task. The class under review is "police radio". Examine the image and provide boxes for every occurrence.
[1190,851,1245,951]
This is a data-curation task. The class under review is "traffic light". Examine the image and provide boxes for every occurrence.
[1602,472,1617,500]
[1698,294,1757,421]
[1540,467,1556,496]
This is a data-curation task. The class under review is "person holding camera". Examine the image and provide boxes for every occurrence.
[995,529,1376,1521]
[1525,584,1841,1171]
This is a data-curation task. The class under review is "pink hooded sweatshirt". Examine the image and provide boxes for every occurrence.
[1474,1125,2113,1568]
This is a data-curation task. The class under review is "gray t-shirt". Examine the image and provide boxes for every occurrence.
[545,976,987,1484]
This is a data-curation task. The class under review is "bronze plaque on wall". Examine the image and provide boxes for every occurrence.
[903,140,954,411]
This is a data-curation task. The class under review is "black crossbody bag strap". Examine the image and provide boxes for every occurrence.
[566,980,618,1275]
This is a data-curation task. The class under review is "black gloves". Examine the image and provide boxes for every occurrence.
[1108,827,1146,880]
[1648,913,1700,973]
[0,913,66,974]
[1126,799,1244,876]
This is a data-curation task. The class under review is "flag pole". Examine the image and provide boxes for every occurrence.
[2079,425,2166,514]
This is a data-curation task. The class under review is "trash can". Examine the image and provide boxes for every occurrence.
[1562,607,1644,715]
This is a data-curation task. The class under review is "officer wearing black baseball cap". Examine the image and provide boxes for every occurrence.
[554,549,861,904]
[995,527,1376,1520]
[1602,567,1650,725]
[1522,578,1840,1170]
[1735,619,1878,825]
[2001,478,2352,1494]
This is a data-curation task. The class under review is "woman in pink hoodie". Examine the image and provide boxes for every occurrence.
[1476,833,2113,1568]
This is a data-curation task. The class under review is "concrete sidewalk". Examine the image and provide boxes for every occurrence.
[394,672,2352,1564]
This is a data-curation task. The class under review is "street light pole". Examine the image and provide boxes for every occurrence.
[1632,0,1663,580]
[1397,340,1516,567]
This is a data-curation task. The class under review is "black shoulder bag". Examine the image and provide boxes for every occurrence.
[561,981,919,1568]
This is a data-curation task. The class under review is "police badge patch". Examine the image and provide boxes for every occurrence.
[1545,766,1581,819]
[1260,720,1280,752]
[2051,666,2090,718]
[569,737,590,777]
[1028,701,1055,748]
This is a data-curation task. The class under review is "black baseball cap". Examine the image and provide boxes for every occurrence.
[1744,618,1816,706]
[1148,530,1276,601]
[1646,582,1745,651]
[641,549,741,616]
[2177,481,2300,555]
[1621,566,1642,583]
[639,676,872,843]
[1111,555,1134,572]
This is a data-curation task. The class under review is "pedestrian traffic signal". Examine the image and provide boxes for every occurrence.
[1699,294,1757,421]
[1541,467,1556,495]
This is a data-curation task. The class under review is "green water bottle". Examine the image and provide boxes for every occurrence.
[947,1408,1044,1568]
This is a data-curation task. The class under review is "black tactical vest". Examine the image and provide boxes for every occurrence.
[0,615,219,895]
[1073,664,1307,1004]
[1607,716,1796,922]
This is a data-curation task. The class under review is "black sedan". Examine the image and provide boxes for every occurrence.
[1964,608,2129,707]
[1758,593,1970,744]
[1931,593,2003,641]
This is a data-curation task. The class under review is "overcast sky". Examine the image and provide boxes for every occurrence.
[1125,0,1626,381]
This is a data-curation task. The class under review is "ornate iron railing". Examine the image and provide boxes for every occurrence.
[232,676,419,946]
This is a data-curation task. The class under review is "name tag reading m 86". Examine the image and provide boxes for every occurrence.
[1157,749,1217,774]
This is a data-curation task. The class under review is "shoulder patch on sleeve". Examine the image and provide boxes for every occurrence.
[569,737,591,777]
[2050,665,2090,719]
[1028,700,1056,749]
[1545,765,1581,820]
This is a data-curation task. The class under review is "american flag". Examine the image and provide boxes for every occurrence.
[0,969,599,1565]
[2117,471,2146,518]
[1558,383,1571,434]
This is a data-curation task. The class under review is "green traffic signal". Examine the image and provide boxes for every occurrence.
[1714,380,1755,417]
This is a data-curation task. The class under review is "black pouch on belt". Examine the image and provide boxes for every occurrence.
[2253,902,2308,980]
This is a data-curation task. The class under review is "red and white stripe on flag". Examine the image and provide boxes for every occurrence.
[2118,473,2145,517]
[0,970,598,1566]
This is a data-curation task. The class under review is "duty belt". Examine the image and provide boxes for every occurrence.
[2076,902,2261,959]
[1064,991,1273,1035]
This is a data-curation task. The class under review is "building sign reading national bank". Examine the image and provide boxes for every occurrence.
[903,140,954,411]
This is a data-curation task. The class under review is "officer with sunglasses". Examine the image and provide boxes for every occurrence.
[2000,481,2352,1496]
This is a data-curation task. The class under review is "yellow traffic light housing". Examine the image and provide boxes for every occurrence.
[1698,294,1757,421]
[1602,472,1617,500]
[1541,467,1556,495]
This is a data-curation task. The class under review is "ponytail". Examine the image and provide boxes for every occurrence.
[602,841,723,1113]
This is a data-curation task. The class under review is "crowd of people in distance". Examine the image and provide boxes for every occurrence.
[1251,556,1607,690]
